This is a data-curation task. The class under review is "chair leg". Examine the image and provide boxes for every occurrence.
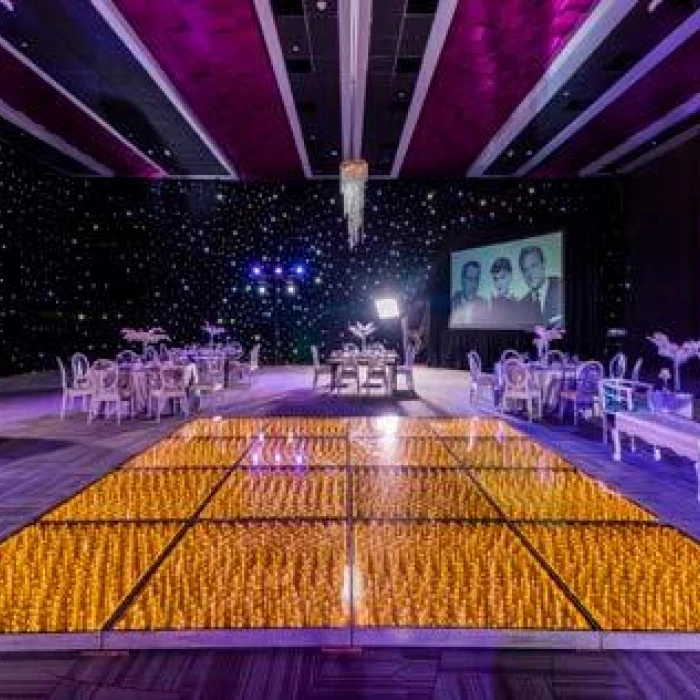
[573,400,579,426]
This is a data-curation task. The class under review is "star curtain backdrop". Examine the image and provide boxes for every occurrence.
[0,141,625,376]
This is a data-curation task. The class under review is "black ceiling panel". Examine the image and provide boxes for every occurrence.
[485,2,697,175]
[273,0,341,176]
[0,0,227,176]
[362,0,436,175]
[0,118,94,177]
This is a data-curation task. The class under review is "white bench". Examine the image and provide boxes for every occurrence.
[612,412,700,501]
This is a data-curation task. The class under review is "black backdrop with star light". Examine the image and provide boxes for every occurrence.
[0,141,626,376]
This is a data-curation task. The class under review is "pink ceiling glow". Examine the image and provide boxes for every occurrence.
[534,34,700,175]
[401,0,601,178]
[113,0,302,180]
[0,42,160,176]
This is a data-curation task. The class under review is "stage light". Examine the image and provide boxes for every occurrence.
[274,265,283,276]
[375,297,400,319]
[286,282,296,296]
[257,284,267,296]
[251,265,262,277]
[294,264,305,276]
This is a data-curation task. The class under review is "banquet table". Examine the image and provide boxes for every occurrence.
[115,363,198,413]
[328,352,399,394]
[495,361,579,410]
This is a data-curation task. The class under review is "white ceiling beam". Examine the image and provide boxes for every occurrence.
[619,122,700,174]
[390,0,458,178]
[580,92,700,175]
[0,34,165,175]
[469,0,636,176]
[339,0,372,159]
[516,9,700,176]
[0,96,113,175]
[91,0,237,179]
[253,0,312,178]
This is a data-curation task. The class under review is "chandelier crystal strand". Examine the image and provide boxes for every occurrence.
[340,159,368,249]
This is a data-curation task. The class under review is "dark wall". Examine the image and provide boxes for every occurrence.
[624,135,700,372]
[0,140,625,376]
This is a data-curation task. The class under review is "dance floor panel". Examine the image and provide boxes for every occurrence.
[353,522,590,630]
[202,468,346,519]
[43,468,227,521]
[520,524,700,632]
[125,437,249,469]
[0,523,179,633]
[2,417,700,650]
[114,522,348,631]
[353,467,498,519]
[472,470,656,522]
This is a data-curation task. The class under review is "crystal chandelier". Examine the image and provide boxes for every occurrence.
[340,159,368,250]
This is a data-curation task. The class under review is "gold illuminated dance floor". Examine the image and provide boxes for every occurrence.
[2,416,700,651]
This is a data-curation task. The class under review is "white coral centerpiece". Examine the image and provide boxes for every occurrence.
[349,321,376,353]
[532,325,565,360]
[121,327,170,355]
[647,332,700,391]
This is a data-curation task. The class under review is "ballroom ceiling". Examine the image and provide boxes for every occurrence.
[0,0,699,179]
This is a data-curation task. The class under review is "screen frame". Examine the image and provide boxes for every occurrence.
[447,228,567,331]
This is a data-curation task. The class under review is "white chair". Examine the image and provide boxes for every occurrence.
[57,357,94,419]
[559,360,604,426]
[191,356,226,410]
[500,348,522,363]
[88,360,134,424]
[630,357,643,382]
[396,339,418,392]
[334,355,360,394]
[467,351,495,405]
[365,357,390,396]
[143,346,159,364]
[501,358,543,421]
[70,353,91,386]
[609,352,627,379]
[116,349,140,364]
[545,349,565,366]
[148,366,189,422]
[311,345,332,389]
[239,343,261,386]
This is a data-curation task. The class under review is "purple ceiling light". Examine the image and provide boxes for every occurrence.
[400,0,600,178]
[111,0,303,180]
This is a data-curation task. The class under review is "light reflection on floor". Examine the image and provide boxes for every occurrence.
[2,417,700,635]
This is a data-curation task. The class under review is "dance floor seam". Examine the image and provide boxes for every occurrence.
[3,417,700,650]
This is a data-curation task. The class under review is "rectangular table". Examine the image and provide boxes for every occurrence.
[612,411,700,500]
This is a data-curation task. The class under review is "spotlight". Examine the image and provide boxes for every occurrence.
[274,265,283,276]
[294,264,305,276]
[257,284,267,296]
[375,297,400,319]
[286,282,296,296]
[251,265,262,277]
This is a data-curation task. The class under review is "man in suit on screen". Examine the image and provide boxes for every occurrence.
[450,260,488,326]
[517,245,563,328]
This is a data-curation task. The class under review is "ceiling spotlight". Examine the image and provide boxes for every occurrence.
[251,265,262,277]
[274,265,283,276]
[294,264,305,275]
